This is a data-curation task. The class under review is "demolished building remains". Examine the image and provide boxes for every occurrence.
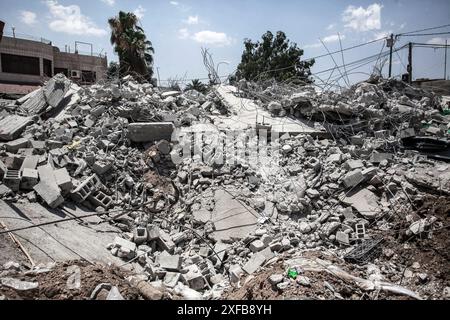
[0,73,449,300]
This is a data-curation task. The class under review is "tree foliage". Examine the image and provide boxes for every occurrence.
[107,61,120,79]
[108,11,154,80]
[236,31,314,83]
[185,79,207,94]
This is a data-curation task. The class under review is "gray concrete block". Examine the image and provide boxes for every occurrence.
[127,122,174,142]
[343,169,364,188]
[54,168,73,191]
[3,170,21,191]
[242,251,267,274]
[33,181,65,208]
[156,251,182,271]
[20,168,38,189]
[5,138,29,153]
[20,155,40,171]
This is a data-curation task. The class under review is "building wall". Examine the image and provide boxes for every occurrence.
[53,49,107,81]
[0,36,53,84]
[0,36,107,85]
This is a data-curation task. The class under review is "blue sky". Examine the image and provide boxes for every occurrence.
[1,0,449,86]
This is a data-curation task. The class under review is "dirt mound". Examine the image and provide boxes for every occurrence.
[0,260,142,300]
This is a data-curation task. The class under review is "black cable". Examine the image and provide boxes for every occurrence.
[398,23,450,36]
[401,31,450,37]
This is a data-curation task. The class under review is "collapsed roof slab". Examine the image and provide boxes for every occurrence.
[210,188,261,243]
[0,200,125,266]
[0,115,34,141]
[213,85,328,137]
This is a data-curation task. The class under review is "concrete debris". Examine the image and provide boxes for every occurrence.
[0,73,449,300]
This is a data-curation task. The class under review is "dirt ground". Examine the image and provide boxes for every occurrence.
[0,261,142,300]
[0,227,29,267]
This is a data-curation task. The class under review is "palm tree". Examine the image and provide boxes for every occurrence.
[185,79,207,93]
[108,11,154,80]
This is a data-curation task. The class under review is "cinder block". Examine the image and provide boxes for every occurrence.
[92,161,112,175]
[5,138,29,153]
[33,181,64,208]
[20,155,40,171]
[54,168,73,192]
[88,190,113,209]
[127,122,174,142]
[71,174,102,203]
[20,168,38,189]
[3,169,21,191]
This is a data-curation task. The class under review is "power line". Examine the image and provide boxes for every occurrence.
[398,23,450,36]
[401,31,450,37]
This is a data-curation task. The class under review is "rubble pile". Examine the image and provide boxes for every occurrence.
[0,73,449,300]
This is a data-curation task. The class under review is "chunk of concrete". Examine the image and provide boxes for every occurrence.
[20,156,39,171]
[343,169,364,188]
[128,122,174,142]
[33,181,64,208]
[5,138,29,153]
[156,251,182,271]
[21,168,38,189]
[242,250,269,274]
[54,168,73,191]
[370,152,393,164]
[0,115,33,141]
[341,188,382,219]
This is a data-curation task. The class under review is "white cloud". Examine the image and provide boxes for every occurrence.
[342,3,383,32]
[20,11,37,25]
[185,15,199,25]
[326,24,335,31]
[322,34,346,43]
[304,43,322,49]
[134,5,146,19]
[178,28,189,39]
[101,0,115,6]
[304,34,345,49]
[372,30,392,40]
[45,0,107,36]
[170,1,179,5]
[427,37,450,45]
[399,23,406,30]
[192,30,233,46]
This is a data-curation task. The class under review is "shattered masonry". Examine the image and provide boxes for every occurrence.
[0,73,449,300]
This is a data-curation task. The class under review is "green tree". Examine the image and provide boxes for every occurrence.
[236,31,314,83]
[108,11,154,80]
[107,61,120,79]
[185,79,207,93]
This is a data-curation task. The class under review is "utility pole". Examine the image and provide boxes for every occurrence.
[12,26,15,38]
[408,42,413,84]
[445,39,448,80]
[388,33,394,78]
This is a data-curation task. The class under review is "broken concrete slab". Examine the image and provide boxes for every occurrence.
[242,251,267,274]
[213,85,327,136]
[5,138,29,153]
[210,189,260,243]
[341,188,382,219]
[0,200,126,265]
[127,122,174,142]
[0,115,34,141]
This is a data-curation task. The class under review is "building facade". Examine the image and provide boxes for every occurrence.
[0,36,107,85]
